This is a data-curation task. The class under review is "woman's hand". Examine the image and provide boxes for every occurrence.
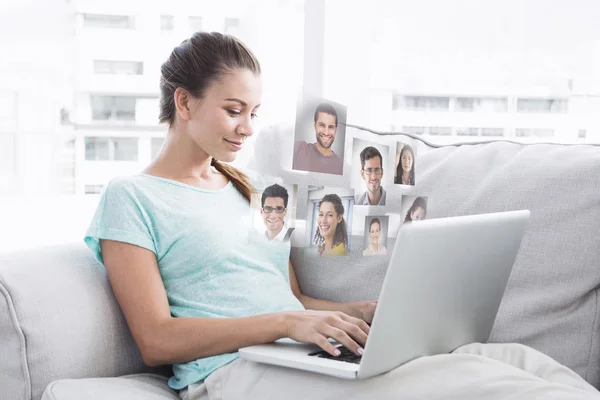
[346,301,378,324]
[282,310,370,357]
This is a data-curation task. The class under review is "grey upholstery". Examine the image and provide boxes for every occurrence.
[42,374,178,400]
[251,124,600,388]
[0,244,171,400]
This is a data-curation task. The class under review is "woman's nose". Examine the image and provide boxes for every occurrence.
[237,116,254,137]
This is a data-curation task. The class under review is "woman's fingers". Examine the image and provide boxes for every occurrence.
[337,312,371,336]
[338,320,368,347]
[314,335,343,357]
[320,326,363,356]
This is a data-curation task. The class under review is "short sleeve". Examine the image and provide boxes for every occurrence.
[84,179,156,265]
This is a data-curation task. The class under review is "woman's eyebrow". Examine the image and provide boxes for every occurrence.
[224,98,247,106]
[224,98,262,109]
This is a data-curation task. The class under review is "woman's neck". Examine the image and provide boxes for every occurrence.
[324,236,335,250]
[402,171,410,181]
[144,129,221,187]
[370,243,379,251]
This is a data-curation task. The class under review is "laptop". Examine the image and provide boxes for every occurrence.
[238,210,530,380]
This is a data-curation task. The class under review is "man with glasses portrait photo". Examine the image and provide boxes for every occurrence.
[355,146,386,206]
[260,184,295,242]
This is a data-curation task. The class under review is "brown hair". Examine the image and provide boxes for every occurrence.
[314,194,349,255]
[158,31,261,202]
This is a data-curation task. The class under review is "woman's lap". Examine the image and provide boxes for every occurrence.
[179,343,600,400]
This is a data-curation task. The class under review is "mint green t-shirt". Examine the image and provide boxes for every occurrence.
[83,172,305,390]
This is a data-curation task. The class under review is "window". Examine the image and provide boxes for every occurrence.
[93,60,143,75]
[515,128,555,138]
[91,95,136,122]
[84,185,104,194]
[429,126,452,136]
[395,96,450,111]
[224,18,240,34]
[404,126,451,135]
[457,127,505,137]
[113,138,138,161]
[481,128,504,137]
[85,137,110,160]
[517,99,568,113]
[160,15,174,31]
[456,127,479,136]
[403,126,426,135]
[189,16,202,32]
[151,137,164,159]
[455,97,508,112]
[85,137,138,161]
[83,14,135,29]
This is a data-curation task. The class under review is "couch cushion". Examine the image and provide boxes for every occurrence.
[41,373,178,400]
[249,124,600,389]
[0,243,171,400]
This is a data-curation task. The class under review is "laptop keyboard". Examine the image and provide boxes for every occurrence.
[308,345,362,364]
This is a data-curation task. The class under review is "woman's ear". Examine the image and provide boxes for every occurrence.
[174,87,192,121]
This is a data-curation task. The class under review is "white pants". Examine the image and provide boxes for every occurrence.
[179,343,600,400]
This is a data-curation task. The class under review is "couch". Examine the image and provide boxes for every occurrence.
[1,125,599,399]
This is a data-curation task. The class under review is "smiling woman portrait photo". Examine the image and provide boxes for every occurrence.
[313,193,350,256]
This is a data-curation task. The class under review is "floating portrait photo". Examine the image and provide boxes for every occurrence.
[291,93,348,176]
[350,138,391,207]
[394,140,418,186]
[303,186,355,257]
[249,182,299,244]
[362,215,390,257]
[400,195,430,225]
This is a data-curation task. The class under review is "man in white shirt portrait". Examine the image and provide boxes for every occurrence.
[261,184,294,242]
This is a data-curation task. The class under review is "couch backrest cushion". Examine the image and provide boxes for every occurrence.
[0,244,168,400]
[249,124,600,389]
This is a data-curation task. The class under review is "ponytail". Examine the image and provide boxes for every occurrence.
[211,159,254,202]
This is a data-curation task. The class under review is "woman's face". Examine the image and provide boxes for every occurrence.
[181,69,262,163]
[401,149,413,173]
[411,206,426,221]
[369,222,381,246]
[318,201,342,240]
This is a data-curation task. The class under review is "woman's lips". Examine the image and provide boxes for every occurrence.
[224,138,242,151]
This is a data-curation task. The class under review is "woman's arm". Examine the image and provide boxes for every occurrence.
[101,240,370,367]
[288,260,377,323]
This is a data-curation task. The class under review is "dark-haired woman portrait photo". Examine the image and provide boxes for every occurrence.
[394,143,416,186]
[403,196,428,224]
[313,194,349,256]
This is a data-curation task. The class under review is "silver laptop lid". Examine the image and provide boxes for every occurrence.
[358,210,530,379]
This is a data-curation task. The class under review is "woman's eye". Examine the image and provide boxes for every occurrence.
[227,109,240,116]
[251,113,258,119]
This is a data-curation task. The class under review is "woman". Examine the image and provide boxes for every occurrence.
[313,194,349,256]
[84,32,375,398]
[362,218,387,256]
[394,144,415,185]
[82,32,587,400]
[404,196,427,223]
